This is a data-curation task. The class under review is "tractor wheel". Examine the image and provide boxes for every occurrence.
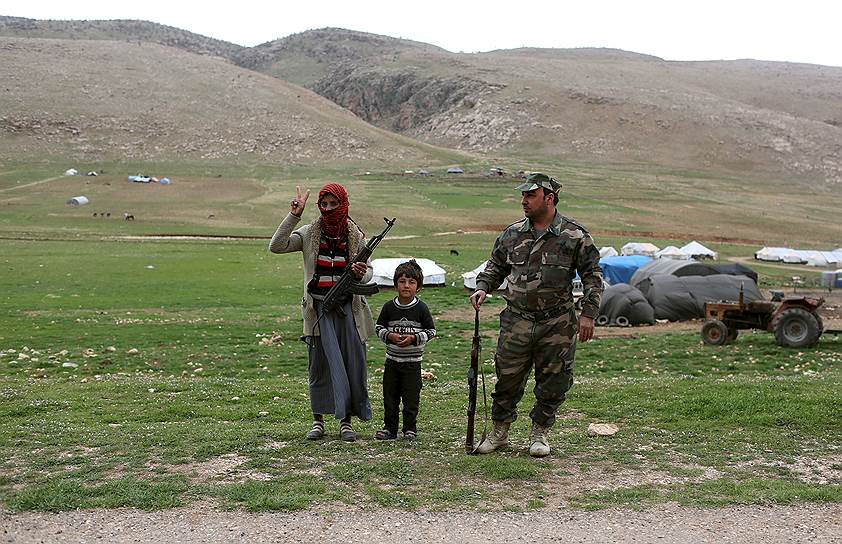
[725,326,739,344]
[616,316,630,327]
[596,315,610,326]
[774,308,821,348]
[701,319,728,346]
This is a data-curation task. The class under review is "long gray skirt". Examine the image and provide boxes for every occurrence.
[306,300,372,421]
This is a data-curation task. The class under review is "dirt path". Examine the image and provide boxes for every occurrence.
[0,175,63,193]
[3,504,839,543]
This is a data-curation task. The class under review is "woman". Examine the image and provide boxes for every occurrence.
[269,183,375,442]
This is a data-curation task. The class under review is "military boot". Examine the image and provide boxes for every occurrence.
[528,422,551,457]
[475,421,510,454]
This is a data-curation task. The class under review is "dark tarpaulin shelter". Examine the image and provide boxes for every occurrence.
[642,274,763,322]
[598,284,655,325]
[711,263,758,284]
[630,260,720,293]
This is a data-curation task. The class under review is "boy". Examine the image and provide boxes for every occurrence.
[374,260,436,440]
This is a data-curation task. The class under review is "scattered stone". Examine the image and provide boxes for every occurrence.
[258,411,269,417]
[62,362,79,369]
[105,346,117,352]
[231,396,240,401]
[587,423,619,437]
[126,348,139,355]
[17,353,30,361]
[148,388,156,393]
[273,396,280,401]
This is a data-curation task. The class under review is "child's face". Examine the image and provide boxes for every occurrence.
[395,274,419,302]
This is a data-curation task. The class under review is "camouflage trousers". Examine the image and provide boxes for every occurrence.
[491,307,576,428]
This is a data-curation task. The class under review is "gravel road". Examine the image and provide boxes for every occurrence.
[3,503,840,543]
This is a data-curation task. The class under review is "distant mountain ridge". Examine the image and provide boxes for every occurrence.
[2,18,841,184]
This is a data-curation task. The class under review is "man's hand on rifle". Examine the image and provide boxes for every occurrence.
[290,185,310,217]
[350,262,367,279]
[469,289,487,310]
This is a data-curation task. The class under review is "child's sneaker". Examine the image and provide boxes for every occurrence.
[403,430,417,441]
[374,429,397,441]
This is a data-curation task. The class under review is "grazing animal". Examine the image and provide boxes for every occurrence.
[106,212,111,218]
[92,212,97,217]
[207,214,215,219]
[124,213,135,221]
[450,249,460,256]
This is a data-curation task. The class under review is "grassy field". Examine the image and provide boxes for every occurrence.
[1,161,840,512]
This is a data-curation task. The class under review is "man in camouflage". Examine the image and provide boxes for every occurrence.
[469,172,603,457]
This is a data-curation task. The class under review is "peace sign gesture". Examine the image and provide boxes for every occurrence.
[290,185,310,217]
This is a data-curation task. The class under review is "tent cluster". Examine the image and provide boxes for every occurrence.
[129,175,172,184]
[755,247,842,267]
[371,258,446,287]
[613,241,716,259]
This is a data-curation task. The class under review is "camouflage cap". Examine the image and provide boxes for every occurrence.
[515,172,562,193]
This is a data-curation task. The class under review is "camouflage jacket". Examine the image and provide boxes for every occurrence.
[476,212,604,319]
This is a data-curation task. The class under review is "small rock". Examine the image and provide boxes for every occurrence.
[231,396,240,401]
[105,346,117,352]
[126,348,139,355]
[148,388,156,393]
[17,353,30,360]
[258,411,269,417]
[62,362,79,369]
[273,396,280,401]
[587,423,619,437]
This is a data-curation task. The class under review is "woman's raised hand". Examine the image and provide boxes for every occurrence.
[290,185,310,217]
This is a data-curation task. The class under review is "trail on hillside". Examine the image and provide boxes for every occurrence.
[0,175,62,193]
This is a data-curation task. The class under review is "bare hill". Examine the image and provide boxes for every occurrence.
[241,29,842,185]
[0,36,445,164]
[0,15,243,59]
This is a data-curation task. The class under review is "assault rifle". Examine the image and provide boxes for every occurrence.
[320,217,396,316]
[466,308,486,454]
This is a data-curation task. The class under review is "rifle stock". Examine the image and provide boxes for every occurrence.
[466,309,481,454]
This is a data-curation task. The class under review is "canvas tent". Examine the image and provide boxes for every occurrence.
[621,242,660,257]
[598,284,655,326]
[655,246,690,260]
[446,167,464,174]
[755,247,789,262]
[599,255,652,285]
[64,168,78,176]
[599,246,619,258]
[680,241,717,260]
[372,258,446,287]
[642,274,762,321]
[66,196,89,205]
[462,261,508,291]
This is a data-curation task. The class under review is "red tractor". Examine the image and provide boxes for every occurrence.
[701,291,825,348]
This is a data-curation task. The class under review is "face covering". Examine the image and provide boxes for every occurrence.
[317,183,349,237]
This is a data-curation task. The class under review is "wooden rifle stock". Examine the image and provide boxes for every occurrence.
[466,308,481,454]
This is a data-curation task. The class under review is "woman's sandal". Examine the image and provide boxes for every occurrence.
[306,420,325,440]
[374,429,397,441]
[340,421,357,442]
[403,431,417,441]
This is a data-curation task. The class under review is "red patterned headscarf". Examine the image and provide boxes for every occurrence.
[317,183,349,237]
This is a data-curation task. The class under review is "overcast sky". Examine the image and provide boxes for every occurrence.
[4,0,842,67]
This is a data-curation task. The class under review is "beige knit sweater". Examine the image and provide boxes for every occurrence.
[268,212,376,341]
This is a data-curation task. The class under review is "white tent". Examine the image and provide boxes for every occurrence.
[621,242,660,257]
[655,246,690,260]
[371,258,446,287]
[64,168,78,176]
[782,252,806,264]
[462,260,508,291]
[599,246,619,258]
[755,247,788,262]
[66,196,89,205]
[680,241,717,260]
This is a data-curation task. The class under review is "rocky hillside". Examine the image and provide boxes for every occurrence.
[0,16,243,59]
[0,36,444,164]
[240,29,842,185]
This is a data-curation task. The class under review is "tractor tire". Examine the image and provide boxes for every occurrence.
[615,316,630,327]
[595,315,610,326]
[701,319,728,346]
[774,308,821,348]
[725,326,739,344]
